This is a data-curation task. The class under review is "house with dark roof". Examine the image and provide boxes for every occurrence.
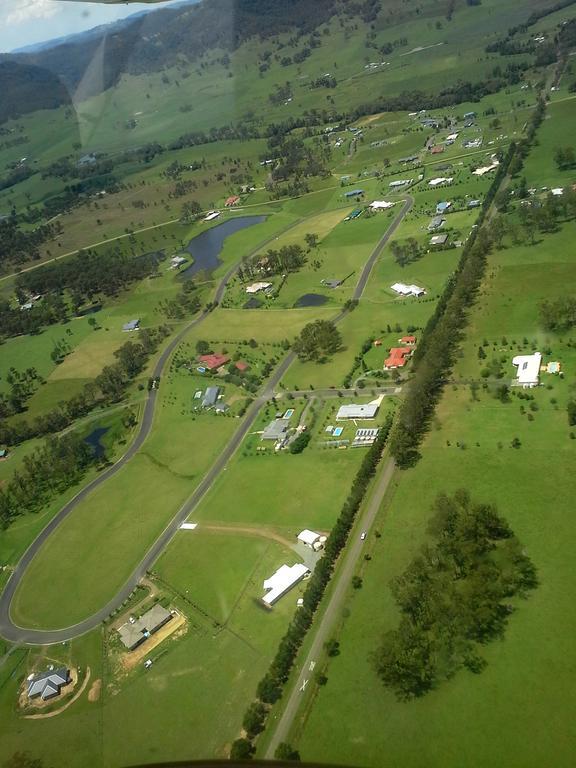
[28,668,71,701]
[201,386,221,408]
[122,319,140,332]
[427,216,446,231]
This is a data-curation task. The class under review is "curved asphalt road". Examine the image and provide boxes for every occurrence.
[0,196,412,645]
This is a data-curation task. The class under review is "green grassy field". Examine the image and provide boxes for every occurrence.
[293,138,576,768]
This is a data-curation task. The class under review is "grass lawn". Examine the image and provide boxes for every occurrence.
[10,371,242,629]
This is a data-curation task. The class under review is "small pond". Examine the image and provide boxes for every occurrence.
[84,426,109,459]
[179,216,266,279]
[293,293,329,308]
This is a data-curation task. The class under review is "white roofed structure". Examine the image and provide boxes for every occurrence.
[297,529,322,547]
[262,563,310,606]
[428,177,453,187]
[370,200,395,210]
[245,282,272,294]
[391,282,426,297]
[512,352,542,388]
[336,403,379,420]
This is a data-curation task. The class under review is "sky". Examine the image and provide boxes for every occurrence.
[0,0,187,53]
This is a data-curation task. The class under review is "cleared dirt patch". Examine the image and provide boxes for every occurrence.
[88,678,102,703]
[120,611,187,672]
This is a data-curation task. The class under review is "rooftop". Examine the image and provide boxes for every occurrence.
[336,403,379,420]
[118,605,172,650]
[261,418,291,441]
[512,352,542,387]
[122,319,140,332]
[262,563,310,606]
[198,353,230,370]
[28,668,70,701]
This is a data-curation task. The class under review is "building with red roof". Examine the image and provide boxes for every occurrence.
[235,360,250,372]
[198,353,230,371]
[384,347,413,370]
[225,195,240,207]
[430,145,445,154]
[399,335,417,345]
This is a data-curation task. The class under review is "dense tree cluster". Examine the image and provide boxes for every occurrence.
[390,238,424,267]
[373,490,537,700]
[0,249,160,341]
[0,327,169,448]
[238,243,306,282]
[0,433,94,528]
[0,217,63,271]
[293,320,342,362]
[539,296,576,333]
[0,367,43,418]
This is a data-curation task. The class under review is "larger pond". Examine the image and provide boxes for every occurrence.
[179,216,267,279]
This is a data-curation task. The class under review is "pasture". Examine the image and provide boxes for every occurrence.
[293,189,576,768]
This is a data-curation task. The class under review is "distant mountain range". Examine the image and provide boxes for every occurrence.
[0,0,339,124]
[11,0,198,55]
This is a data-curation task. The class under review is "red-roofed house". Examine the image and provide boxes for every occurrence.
[384,347,413,370]
[198,353,230,371]
[399,335,417,346]
[225,195,240,207]
[235,360,250,372]
[430,145,445,155]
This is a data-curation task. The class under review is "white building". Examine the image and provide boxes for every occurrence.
[391,282,426,297]
[428,177,453,187]
[245,282,272,294]
[512,352,542,388]
[370,200,395,210]
[262,563,310,606]
[473,160,499,176]
[204,210,220,221]
[336,403,379,420]
[297,529,323,549]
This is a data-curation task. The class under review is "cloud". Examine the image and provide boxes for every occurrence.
[3,0,60,25]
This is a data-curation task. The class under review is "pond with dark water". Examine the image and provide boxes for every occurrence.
[84,426,109,459]
[179,216,267,279]
[293,293,329,308]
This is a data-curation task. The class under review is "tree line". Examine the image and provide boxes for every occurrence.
[0,249,160,341]
[389,96,546,469]
[0,432,94,529]
[0,217,63,272]
[373,490,537,700]
[0,327,169,448]
[231,415,393,760]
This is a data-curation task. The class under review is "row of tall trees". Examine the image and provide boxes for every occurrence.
[0,250,160,341]
[389,93,548,469]
[373,490,537,699]
[232,416,393,759]
[0,327,169,447]
[0,433,94,528]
